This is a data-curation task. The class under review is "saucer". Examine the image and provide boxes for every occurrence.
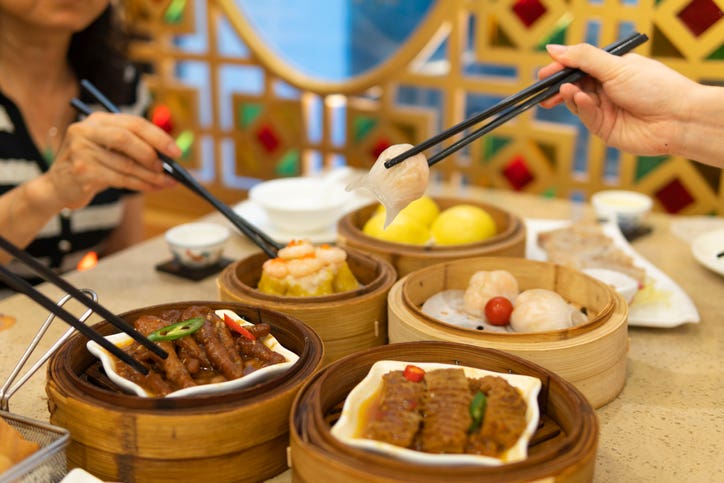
[691,228,724,277]
[233,200,338,244]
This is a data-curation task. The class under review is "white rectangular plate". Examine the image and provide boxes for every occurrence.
[331,360,541,466]
[525,219,700,328]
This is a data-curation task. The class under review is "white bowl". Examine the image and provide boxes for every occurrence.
[591,190,652,231]
[249,177,350,233]
[165,222,229,269]
[582,267,640,304]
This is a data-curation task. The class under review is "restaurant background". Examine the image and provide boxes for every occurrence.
[122,0,724,237]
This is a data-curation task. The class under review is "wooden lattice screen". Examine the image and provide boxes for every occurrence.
[124,0,724,234]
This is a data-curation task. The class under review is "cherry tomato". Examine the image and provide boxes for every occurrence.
[484,296,513,326]
[403,364,425,382]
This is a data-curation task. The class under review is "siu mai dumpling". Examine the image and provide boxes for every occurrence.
[347,144,429,227]
[510,289,587,332]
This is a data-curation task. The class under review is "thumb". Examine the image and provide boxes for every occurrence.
[545,43,623,82]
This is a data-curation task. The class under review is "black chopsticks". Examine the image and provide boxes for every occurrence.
[384,32,649,169]
[71,80,283,259]
[0,235,165,375]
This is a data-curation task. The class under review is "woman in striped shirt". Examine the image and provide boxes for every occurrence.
[0,1,179,286]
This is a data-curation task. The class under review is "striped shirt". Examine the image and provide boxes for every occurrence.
[0,68,150,284]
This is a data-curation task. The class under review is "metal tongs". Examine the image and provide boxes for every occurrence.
[0,235,167,375]
[70,80,283,259]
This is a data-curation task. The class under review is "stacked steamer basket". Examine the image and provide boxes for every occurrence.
[336,197,526,277]
[45,301,324,483]
[289,342,599,482]
[217,247,396,365]
[387,257,629,409]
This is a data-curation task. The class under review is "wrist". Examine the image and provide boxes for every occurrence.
[22,175,67,217]
[676,84,724,165]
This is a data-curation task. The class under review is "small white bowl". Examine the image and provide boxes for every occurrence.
[165,222,229,269]
[249,177,350,233]
[582,268,639,304]
[591,190,652,231]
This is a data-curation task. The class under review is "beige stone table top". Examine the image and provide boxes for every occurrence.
[1,186,722,482]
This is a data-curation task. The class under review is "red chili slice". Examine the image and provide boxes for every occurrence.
[403,364,425,382]
[223,313,256,341]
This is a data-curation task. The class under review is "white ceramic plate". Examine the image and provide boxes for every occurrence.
[526,219,700,328]
[331,360,541,466]
[691,228,724,277]
[87,309,299,398]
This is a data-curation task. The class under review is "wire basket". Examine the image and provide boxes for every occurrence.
[1,291,97,483]
[0,411,68,483]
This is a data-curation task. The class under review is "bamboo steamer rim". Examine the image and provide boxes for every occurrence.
[217,246,397,307]
[336,197,525,257]
[398,256,620,343]
[289,341,599,482]
[46,301,324,412]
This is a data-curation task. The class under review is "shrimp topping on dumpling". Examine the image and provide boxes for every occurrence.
[462,270,519,318]
[510,289,587,333]
[346,143,429,227]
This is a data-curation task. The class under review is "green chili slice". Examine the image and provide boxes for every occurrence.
[468,390,487,433]
[148,317,205,342]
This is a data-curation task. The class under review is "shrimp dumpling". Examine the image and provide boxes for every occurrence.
[346,144,429,227]
[510,289,587,333]
[462,270,519,318]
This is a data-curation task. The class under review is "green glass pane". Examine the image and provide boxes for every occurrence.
[536,141,556,168]
[176,130,194,161]
[353,116,377,143]
[492,24,515,48]
[483,136,511,162]
[164,0,187,25]
[535,14,572,51]
[239,103,263,128]
[276,150,300,176]
[542,187,556,198]
[707,42,724,60]
[635,155,668,181]
[651,25,685,58]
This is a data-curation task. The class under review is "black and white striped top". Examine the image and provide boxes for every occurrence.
[0,69,150,285]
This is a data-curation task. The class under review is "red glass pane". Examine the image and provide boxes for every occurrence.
[655,178,694,213]
[677,0,723,37]
[256,124,281,153]
[502,155,535,190]
[371,138,392,160]
[512,0,548,28]
[151,105,173,134]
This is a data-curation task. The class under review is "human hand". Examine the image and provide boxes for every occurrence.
[539,43,701,157]
[45,112,180,209]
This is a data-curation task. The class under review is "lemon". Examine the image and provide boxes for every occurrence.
[363,211,431,245]
[431,204,497,245]
[374,195,440,227]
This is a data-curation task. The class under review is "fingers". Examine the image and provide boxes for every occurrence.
[545,43,623,81]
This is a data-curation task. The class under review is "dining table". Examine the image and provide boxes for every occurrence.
[1,184,722,483]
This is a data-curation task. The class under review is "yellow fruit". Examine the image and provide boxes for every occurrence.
[363,211,431,245]
[430,204,497,245]
[374,195,440,227]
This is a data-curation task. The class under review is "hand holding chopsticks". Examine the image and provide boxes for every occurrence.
[0,235,166,375]
[71,80,282,259]
[384,32,649,169]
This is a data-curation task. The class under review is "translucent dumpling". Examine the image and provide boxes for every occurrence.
[346,144,429,227]
[462,270,519,318]
[509,289,587,333]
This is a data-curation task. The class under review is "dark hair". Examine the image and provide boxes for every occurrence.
[68,6,137,105]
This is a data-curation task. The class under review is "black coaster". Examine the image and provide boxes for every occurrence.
[155,257,234,281]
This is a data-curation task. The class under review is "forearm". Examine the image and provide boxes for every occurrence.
[0,176,65,263]
[676,84,724,168]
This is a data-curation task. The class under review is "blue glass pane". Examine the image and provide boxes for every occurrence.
[217,15,249,57]
[218,65,264,130]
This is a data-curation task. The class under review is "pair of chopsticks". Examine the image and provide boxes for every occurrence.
[0,235,167,375]
[70,80,282,259]
[384,32,649,169]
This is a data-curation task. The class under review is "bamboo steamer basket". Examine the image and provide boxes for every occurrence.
[45,301,324,483]
[289,341,599,482]
[387,257,629,409]
[336,197,526,277]
[217,247,397,365]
